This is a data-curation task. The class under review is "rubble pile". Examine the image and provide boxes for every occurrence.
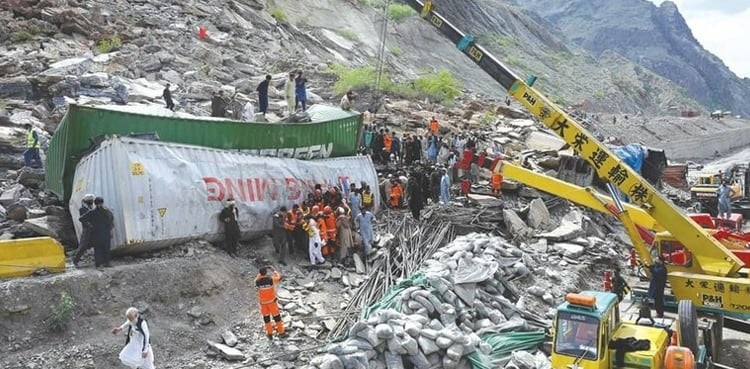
[306,233,554,369]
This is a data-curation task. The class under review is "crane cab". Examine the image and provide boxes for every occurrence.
[551,291,669,369]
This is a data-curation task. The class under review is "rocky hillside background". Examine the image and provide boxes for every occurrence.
[515,0,750,117]
[0,0,715,130]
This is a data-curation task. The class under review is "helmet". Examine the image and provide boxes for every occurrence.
[311,205,320,214]
[338,207,345,214]
[315,189,322,195]
[324,206,332,214]
[82,194,95,202]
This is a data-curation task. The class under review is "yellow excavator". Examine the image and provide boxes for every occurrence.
[403,0,748,367]
[690,165,750,215]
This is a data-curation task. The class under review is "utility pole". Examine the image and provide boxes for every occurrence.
[375,0,391,91]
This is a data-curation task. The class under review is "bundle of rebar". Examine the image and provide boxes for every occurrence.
[327,210,455,340]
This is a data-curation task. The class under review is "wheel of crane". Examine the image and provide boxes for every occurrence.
[677,299,700,357]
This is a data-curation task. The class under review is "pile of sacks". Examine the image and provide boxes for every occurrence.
[306,233,552,369]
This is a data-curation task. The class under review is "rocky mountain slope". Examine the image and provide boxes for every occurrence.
[514,0,750,117]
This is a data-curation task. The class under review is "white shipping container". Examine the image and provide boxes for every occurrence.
[70,137,381,252]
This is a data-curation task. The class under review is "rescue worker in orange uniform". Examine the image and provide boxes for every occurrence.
[254,266,286,340]
[389,179,403,208]
[491,172,503,197]
[383,129,393,162]
[323,206,337,256]
[316,210,328,253]
[429,116,439,136]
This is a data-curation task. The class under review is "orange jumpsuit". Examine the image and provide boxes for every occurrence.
[491,172,503,196]
[384,134,393,154]
[429,119,439,135]
[324,213,337,256]
[254,270,285,336]
[390,183,403,208]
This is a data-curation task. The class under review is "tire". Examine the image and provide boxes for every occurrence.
[678,299,700,356]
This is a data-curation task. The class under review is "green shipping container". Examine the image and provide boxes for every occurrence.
[46,104,363,201]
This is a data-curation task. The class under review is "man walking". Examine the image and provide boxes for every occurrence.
[256,75,272,118]
[163,83,175,111]
[112,307,155,369]
[211,90,228,117]
[219,198,240,256]
[23,123,42,168]
[355,208,375,261]
[72,194,96,266]
[255,266,286,340]
[407,172,424,220]
[79,196,114,268]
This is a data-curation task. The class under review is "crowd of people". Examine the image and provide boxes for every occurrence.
[222,182,377,268]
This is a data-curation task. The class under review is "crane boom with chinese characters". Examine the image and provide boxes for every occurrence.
[401,0,750,317]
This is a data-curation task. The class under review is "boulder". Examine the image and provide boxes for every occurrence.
[503,209,530,238]
[0,77,34,100]
[22,216,62,238]
[555,243,585,258]
[80,72,110,88]
[6,203,28,221]
[220,330,238,347]
[207,340,245,361]
[525,198,550,228]
[16,167,45,187]
[0,184,24,207]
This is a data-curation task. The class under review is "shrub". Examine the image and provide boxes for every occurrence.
[389,45,403,56]
[97,35,122,54]
[359,0,385,6]
[49,292,75,331]
[10,31,34,44]
[338,30,359,42]
[271,8,286,23]
[387,4,416,21]
[413,70,462,102]
[330,64,382,95]
[480,110,497,125]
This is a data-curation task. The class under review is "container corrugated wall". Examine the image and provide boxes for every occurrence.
[69,137,380,253]
[47,104,363,200]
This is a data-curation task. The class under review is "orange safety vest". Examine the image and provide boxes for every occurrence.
[429,119,439,135]
[491,173,503,190]
[254,271,281,305]
[390,184,403,207]
[284,212,296,231]
[384,134,393,152]
[317,218,328,241]
[325,214,337,240]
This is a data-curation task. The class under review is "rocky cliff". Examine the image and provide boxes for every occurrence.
[515,0,750,117]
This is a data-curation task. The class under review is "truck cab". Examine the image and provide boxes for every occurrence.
[552,292,669,369]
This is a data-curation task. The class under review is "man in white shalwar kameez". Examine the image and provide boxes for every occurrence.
[112,307,155,369]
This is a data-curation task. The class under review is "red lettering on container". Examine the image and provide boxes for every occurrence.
[203,177,224,201]
[224,179,246,202]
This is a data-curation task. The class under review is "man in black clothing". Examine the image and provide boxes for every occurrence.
[256,74,272,117]
[163,83,175,111]
[211,90,228,117]
[73,194,96,266]
[647,258,668,318]
[271,207,288,265]
[220,198,240,256]
[79,197,114,267]
[407,173,424,220]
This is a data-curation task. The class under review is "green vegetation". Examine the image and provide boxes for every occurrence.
[49,292,75,331]
[593,90,605,100]
[480,110,497,125]
[389,45,403,56]
[10,31,35,43]
[387,4,416,21]
[477,33,517,49]
[271,8,287,23]
[330,64,462,103]
[96,35,122,54]
[338,30,359,42]
[505,54,520,67]
[358,0,385,6]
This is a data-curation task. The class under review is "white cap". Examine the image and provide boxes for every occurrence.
[82,194,96,201]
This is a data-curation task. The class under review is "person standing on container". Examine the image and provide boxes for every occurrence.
[295,70,308,111]
[79,196,114,268]
[162,83,175,111]
[220,198,240,257]
[284,72,295,116]
[72,194,96,267]
[256,74,271,118]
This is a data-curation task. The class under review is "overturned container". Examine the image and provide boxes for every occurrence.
[69,136,379,253]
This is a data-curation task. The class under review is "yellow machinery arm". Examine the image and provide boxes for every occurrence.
[402,0,743,277]
[498,162,665,232]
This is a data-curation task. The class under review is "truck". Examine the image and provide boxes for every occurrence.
[690,164,750,216]
[402,0,750,366]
